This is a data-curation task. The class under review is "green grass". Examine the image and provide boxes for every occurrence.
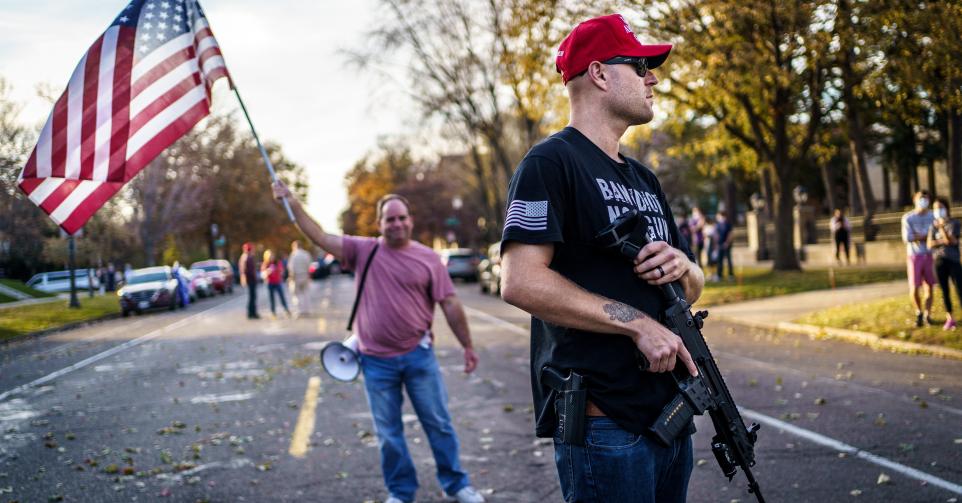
[696,266,905,306]
[0,294,120,341]
[0,279,56,302]
[796,295,962,350]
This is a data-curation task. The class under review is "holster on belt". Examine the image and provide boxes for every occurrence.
[541,365,587,446]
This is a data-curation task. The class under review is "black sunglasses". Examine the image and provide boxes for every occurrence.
[602,56,649,77]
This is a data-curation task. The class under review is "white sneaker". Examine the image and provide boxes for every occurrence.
[448,486,485,503]
[385,497,405,503]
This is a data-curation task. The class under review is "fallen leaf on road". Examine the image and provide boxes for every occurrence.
[814,398,826,405]
[877,473,890,485]
[696,459,707,467]
[850,489,862,496]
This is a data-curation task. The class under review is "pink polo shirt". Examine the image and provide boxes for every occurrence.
[342,236,455,357]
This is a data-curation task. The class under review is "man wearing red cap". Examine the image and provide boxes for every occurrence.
[239,242,260,319]
[500,13,704,503]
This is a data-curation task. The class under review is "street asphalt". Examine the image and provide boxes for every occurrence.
[0,276,960,502]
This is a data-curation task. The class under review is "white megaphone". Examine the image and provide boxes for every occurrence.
[321,335,360,382]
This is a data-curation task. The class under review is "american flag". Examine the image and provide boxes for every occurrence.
[16,0,231,235]
[504,199,549,231]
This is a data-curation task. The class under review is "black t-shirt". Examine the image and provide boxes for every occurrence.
[502,127,694,438]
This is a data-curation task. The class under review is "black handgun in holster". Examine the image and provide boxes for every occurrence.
[541,365,587,446]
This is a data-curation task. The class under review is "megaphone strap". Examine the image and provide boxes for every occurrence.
[347,243,380,331]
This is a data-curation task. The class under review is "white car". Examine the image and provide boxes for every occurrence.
[26,269,100,293]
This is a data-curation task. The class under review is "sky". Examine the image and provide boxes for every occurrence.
[0,0,417,233]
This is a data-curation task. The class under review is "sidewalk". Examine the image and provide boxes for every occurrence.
[708,280,962,360]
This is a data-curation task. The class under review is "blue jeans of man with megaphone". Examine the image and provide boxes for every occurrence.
[360,344,470,503]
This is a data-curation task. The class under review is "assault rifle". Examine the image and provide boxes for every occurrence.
[594,209,765,503]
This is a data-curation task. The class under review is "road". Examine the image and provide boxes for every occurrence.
[0,276,960,502]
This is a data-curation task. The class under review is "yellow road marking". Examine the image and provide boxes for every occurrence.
[288,376,321,458]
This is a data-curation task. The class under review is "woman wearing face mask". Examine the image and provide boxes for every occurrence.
[902,191,936,327]
[927,197,961,330]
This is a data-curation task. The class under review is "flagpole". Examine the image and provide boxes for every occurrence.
[231,87,296,222]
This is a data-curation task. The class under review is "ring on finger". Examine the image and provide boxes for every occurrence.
[656,265,666,278]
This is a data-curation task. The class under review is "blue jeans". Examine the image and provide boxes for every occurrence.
[716,246,733,278]
[360,345,470,502]
[266,283,289,314]
[554,417,693,503]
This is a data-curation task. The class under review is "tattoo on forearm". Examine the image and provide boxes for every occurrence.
[603,302,646,323]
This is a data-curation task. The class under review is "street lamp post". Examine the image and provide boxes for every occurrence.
[67,235,80,309]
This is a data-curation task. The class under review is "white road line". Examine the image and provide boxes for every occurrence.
[717,351,962,417]
[463,305,528,336]
[467,306,962,496]
[0,296,243,403]
[742,408,962,495]
[189,392,255,404]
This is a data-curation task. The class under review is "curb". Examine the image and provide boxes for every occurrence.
[0,313,122,346]
[0,296,62,310]
[712,314,962,361]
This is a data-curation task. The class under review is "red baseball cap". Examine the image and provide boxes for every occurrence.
[556,14,672,84]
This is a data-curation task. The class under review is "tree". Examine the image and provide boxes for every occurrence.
[123,114,308,266]
[645,0,836,270]
[340,140,415,237]
[349,0,610,234]
[0,77,58,280]
[835,0,879,238]
[341,141,488,248]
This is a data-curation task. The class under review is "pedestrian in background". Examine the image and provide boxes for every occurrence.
[172,261,190,308]
[105,263,118,291]
[287,240,313,318]
[927,197,961,330]
[714,210,735,281]
[239,243,259,319]
[830,208,851,265]
[902,190,936,327]
[688,207,706,266]
[261,249,291,319]
[124,263,135,284]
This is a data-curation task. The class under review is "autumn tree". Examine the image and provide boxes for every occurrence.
[125,114,307,265]
[0,77,58,280]
[642,0,836,270]
[349,0,611,233]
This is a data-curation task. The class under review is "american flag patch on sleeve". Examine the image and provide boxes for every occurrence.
[504,200,549,231]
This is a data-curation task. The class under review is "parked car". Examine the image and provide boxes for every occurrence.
[440,248,480,282]
[189,259,234,294]
[309,253,343,280]
[26,269,100,293]
[478,242,502,295]
[118,266,181,316]
[186,268,215,300]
